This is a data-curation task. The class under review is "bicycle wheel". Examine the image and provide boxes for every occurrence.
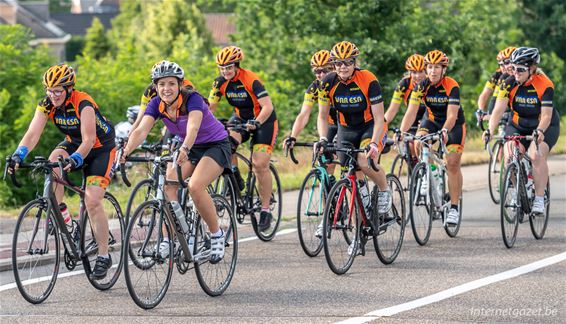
[208,173,237,217]
[488,141,503,204]
[500,163,521,248]
[249,163,283,241]
[391,154,410,223]
[12,199,60,304]
[373,175,405,264]
[322,178,359,275]
[194,195,238,296]
[124,200,173,309]
[125,178,156,226]
[297,169,325,257]
[443,194,462,238]
[409,163,432,246]
[529,179,550,239]
[81,192,125,290]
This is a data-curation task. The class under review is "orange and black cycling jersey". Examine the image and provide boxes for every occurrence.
[485,69,503,91]
[391,76,426,127]
[140,79,195,113]
[498,73,560,132]
[409,76,465,126]
[318,69,383,127]
[208,68,274,121]
[304,79,338,125]
[36,90,115,148]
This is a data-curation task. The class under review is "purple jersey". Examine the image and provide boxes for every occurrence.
[145,90,227,145]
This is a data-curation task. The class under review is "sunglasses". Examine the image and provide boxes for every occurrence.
[498,59,511,66]
[333,59,355,67]
[45,89,65,97]
[512,65,529,73]
[313,68,330,75]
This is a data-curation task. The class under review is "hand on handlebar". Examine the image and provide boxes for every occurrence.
[282,136,296,150]
[365,142,379,160]
[246,119,261,131]
[313,138,328,155]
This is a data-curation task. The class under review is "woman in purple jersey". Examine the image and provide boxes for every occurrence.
[122,61,230,263]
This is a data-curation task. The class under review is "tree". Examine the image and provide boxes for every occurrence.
[83,17,111,59]
[0,25,55,206]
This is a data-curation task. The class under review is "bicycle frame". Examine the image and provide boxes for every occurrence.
[417,133,451,215]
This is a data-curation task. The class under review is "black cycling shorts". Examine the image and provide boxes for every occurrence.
[188,138,232,171]
[336,122,387,165]
[505,124,559,150]
[55,141,116,189]
[229,114,278,154]
[418,119,466,154]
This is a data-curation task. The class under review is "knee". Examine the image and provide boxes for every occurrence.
[85,193,103,212]
[445,159,460,172]
[252,159,268,172]
[187,180,205,198]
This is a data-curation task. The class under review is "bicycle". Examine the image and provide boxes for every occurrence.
[120,151,237,309]
[286,141,337,257]
[322,142,405,275]
[476,109,508,204]
[4,156,124,304]
[408,131,462,246]
[209,120,282,241]
[390,128,418,224]
[499,133,549,248]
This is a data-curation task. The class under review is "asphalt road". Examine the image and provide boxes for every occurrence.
[0,160,565,323]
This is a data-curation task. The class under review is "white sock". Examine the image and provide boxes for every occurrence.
[212,229,223,238]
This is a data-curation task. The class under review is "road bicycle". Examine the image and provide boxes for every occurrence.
[408,131,462,246]
[499,133,550,248]
[322,142,405,275]
[476,109,508,204]
[5,156,124,304]
[209,120,282,241]
[390,128,418,224]
[286,141,337,257]
[120,151,237,309]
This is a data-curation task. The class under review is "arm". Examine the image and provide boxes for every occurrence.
[317,102,330,140]
[384,101,401,125]
[255,96,274,124]
[442,104,459,132]
[75,107,97,157]
[488,98,508,136]
[209,102,219,114]
[182,110,203,150]
[17,109,49,153]
[290,103,313,138]
[371,102,385,144]
[130,96,147,134]
[400,101,418,133]
[124,115,156,156]
[477,86,493,112]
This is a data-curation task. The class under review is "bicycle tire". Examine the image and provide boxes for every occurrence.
[194,194,238,296]
[529,179,550,239]
[391,154,411,225]
[82,192,125,290]
[322,178,359,275]
[501,163,520,248]
[488,141,503,204]
[12,198,60,304]
[373,174,405,264]
[249,163,283,241]
[297,169,325,257]
[125,178,156,226]
[124,200,173,309]
[443,195,462,238]
[409,163,432,246]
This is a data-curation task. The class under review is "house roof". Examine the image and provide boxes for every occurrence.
[1,0,67,38]
[51,12,117,36]
[204,13,235,45]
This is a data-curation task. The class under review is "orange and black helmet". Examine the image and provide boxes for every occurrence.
[496,46,516,62]
[424,50,449,67]
[311,50,331,67]
[330,41,360,61]
[216,46,244,66]
[405,54,425,71]
[43,64,76,88]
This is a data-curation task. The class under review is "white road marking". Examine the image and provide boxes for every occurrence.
[335,251,566,324]
[0,228,298,292]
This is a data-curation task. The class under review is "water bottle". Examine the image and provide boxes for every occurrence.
[59,203,73,231]
[169,201,189,234]
[430,164,442,203]
[358,180,371,215]
[525,174,534,200]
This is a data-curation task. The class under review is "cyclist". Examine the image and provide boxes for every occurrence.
[384,53,427,166]
[478,47,516,119]
[485,47,560,215]
[399,49,466,225]
[208,46,278,232]
[129,60,196,143]
[283,49,338,177]
[317,41,391,217]
[122,61,230,263]
[8,63,116,279]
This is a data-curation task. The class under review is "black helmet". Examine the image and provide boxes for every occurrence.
[151,61,184,83]
[510,47,540,66]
